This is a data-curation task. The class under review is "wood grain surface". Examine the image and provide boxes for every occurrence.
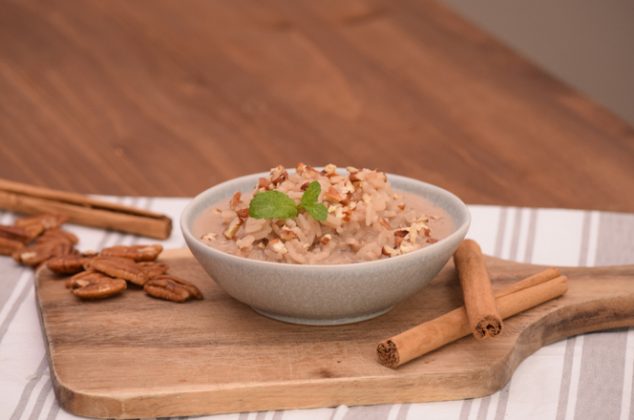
[1,0,633,210]
[36,249,634,419]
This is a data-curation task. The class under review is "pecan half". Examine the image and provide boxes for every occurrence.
[100,244,163,262]
[67,271,126,300]
[144,275,203,302]
[0,225,31,243]
[15,214,67,231]
[137,261,169,279]
[0,237,24,256]
[86,256,148,286]
[47,255,89,275]
[14,240,74,266]
[36,228,78,245]
[66,269,95,288]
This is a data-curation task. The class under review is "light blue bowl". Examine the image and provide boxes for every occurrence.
[181,172,470,325]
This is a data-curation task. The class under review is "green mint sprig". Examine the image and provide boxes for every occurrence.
[248,181,328,221]
[298,181,328,221]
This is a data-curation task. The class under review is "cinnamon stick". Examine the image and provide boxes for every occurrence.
[453,239,502,339]
[0,178,172,239]
[377,268,565,368]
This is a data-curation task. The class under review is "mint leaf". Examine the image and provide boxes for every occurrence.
[300,181,321,208]
[247,181,328,222]
[304,202,328,221]
[299,181,328,221]
[249,190,298,219]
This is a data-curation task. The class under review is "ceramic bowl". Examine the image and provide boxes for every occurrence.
[181,172,470,325]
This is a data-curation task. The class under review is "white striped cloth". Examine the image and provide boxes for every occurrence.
[1,198,633,420]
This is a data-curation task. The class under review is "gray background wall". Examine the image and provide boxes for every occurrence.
[445,0,634,126]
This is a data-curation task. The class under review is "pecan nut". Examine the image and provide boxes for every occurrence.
[144,275,203,302]
[67,271,126,300]
[35,228,78,245]
[85,256,148,286]
[47,255,89,275]
[100,244,163,262]
[0,237,24,256]
[14,240,75,266]
[0,225,31,243]
[15,214,67,232]
[137,261,169,279]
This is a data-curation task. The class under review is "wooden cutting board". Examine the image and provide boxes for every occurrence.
[35,249,634,419]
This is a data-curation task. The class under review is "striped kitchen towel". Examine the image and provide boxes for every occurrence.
[1,199,633,420]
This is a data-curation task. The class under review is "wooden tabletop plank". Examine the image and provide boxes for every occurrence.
[1,0,633,211]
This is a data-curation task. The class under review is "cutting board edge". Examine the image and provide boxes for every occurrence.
[41,292,634,419]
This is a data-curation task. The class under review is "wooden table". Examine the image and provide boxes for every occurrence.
[1,0,633,211]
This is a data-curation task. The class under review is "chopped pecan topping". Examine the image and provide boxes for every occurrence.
[426,238,438,244]
[67,271,126,300]
[236,208,249,220]
[86,256,148,286]
[100,244,163,261]
[305,165,319,175]
[324,187,344,203]
[224,217,243,239]
[319,234,332,245]
[342,208,353,223]
[229,192,242,210]
[322,163,337,176]
[382,245,400,257]
[144,275,203,302]
[279,226,298,242]
[47,255,89,274]
[349,172,361,183]
[394,229,409,248]
[270,165,288,185]
[269,238,288,254]
[300,181,310,191]
[257,177,271,190]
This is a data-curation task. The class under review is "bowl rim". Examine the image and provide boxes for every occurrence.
[180,171,470,270]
